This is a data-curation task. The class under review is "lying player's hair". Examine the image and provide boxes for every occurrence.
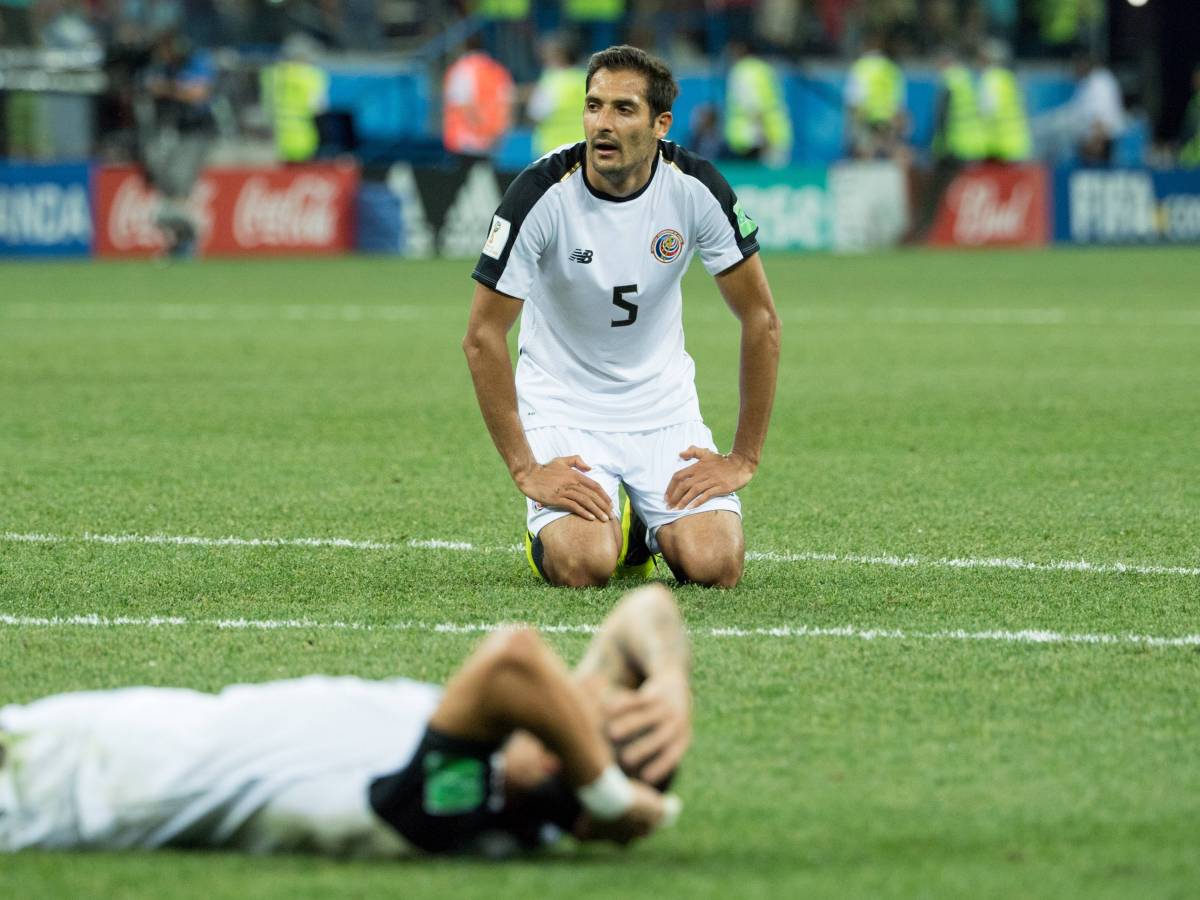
[586,45,680,120]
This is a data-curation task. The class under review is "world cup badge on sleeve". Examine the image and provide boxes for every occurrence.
[482,215,511,260]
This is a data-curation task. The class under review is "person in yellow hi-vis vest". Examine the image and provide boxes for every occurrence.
[931,50,986,164]
[723,40,792,168]
[563,0,625,55]
[261,34,329,163]
[528,37,587,157]
[977,40,1031,162]
[910,47,986,242]
[845,28,908,161]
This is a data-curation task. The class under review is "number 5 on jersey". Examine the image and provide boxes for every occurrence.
[611,284,639,328]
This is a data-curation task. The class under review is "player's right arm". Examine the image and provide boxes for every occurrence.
[430,625,673,842]
[462,283,611,522]
[575,584,693,786]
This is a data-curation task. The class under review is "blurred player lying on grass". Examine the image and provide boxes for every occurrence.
[0,585,689,857]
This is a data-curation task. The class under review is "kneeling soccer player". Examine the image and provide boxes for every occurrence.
[463,46,782,590]
[0,585,690,857]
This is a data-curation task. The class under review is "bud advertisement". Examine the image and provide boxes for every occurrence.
[93,164,358,257]
[928,165,1049,248]
[1054,168,1200,244]
[0,162,92,257]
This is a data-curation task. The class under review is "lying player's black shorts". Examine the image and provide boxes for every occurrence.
[369,727,582,855]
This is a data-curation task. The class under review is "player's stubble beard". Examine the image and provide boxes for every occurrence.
[587,128,657,196]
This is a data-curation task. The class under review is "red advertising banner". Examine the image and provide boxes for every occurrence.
[93,164,358,257]
[928,164,1049,247]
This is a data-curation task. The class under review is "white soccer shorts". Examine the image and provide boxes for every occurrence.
[524,420,742,551]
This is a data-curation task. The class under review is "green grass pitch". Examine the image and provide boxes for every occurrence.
[1,247,1198,899]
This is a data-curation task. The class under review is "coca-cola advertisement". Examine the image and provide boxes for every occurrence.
[93,164,358,257]
[928,165,1049,248]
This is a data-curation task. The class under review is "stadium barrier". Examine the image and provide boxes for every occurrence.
[928,164,1050,248]
[716,162,910,253]
[0,161,93,257]
[92,163,358,258]
[924,164,1200,248]
[4,160,1200,259]
[1054,167,1200,245]
[362,162,519,258]
[355,160,909,258]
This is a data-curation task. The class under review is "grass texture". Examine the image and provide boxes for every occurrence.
[1,248,1197,898]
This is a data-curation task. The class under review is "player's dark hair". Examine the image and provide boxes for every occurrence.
[586,45,679,120]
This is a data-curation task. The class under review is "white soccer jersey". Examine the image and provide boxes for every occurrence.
[0,675,440,856]
[473,140,760,432]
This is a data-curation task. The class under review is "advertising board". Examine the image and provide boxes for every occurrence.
[1055,168,1200,244]
[0,162,92,257]
[928,164,1049,248]
[93,164,358,257]
[828,161,909,251]
[718,164,831,252]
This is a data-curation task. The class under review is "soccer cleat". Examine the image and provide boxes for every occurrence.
[616,499,657,578]
[525,530,549,581]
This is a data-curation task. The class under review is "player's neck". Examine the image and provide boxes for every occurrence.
[585,151,658,199]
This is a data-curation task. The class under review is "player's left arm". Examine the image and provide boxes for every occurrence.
[666,252,781,509]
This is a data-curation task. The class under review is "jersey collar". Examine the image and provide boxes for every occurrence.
[582,147,660,203]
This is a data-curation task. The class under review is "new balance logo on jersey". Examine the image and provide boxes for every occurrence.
[569,248,593,264]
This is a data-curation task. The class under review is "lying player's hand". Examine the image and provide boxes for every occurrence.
[515,455,612,522]
[606,671,692,786]
[573,780,675,845]
[664,447,755,510]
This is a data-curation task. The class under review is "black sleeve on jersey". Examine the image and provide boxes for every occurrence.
[369,726,556,855]
[472,143,585,292]
[660,140,760,259]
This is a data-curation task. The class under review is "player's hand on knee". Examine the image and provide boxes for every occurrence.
[605,672,692,786]
[516,455,612,522]
[665,446,755,510]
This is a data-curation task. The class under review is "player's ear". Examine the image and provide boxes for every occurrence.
[654,110,672,140]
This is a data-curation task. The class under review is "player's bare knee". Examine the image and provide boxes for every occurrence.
[548,559,611,588]
[683,558,743,589]
[546,548,615,588]
[704,554,744,589]
[669,542,743,589]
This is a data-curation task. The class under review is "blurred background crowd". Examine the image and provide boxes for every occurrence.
[0,0,1196,176]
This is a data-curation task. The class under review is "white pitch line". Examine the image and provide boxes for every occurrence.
[0,303,425,322]
[1,613,1196,648]
[742,549,1200,578]
[3,530,1197,578]
[5,303,1200,327]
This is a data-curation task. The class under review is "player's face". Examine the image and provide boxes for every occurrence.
[584,68,672,193]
